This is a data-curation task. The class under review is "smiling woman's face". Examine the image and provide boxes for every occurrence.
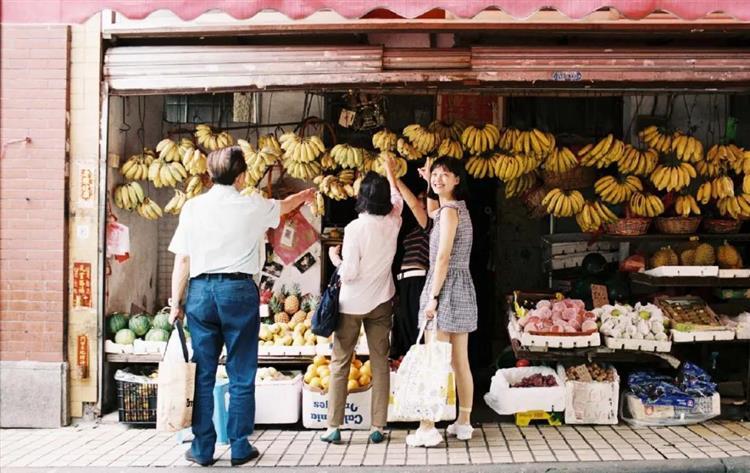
[430,165,459,198]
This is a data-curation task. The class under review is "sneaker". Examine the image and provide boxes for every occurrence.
[446,422,474,441]
[184,449,216,467]
[405,427,443,448]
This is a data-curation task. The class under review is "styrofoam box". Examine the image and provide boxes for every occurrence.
[254,373,303,424]
[133,339,167,354]
[670,329,735,343]
[484,367,566,415]
[644,266,719,277]
[302,384,371,429]
[104,340,133,354]
[557,365,619,425]
[604,336,672,353]
[508,320,601,349]
[718,269,750,278]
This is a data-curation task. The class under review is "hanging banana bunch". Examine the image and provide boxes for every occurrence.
[513,129,555,158]
[428,120,465,141]
[113,182,145,211]
[541,188,585,218]
[575,200,618,232]
[195,124,234,151]
[396,138,423,161]
[330,144,364,169]
[649,162,696,192]
[403,124,440,154]
[617,145,659,176]
[148,158,187,188]
[156,138,181,162]
[372,151,408,178]
[119,150,154,181]
[674,194,701,217]
[504,173,537,198]
[629,192,665,217]
[164,189,188,215]
[185,175,204,199]
[372,129,398,152]
[543,146,578,174]
[638,126,672,154]
[579,135,625,168]
[137,198,163,221]
[436,138,464,160]
[594,175,643,204]
[671,132,704,163]
[460,124,500,155]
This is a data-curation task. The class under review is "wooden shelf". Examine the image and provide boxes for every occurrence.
[543,232,750,245]
[630,272,750,288]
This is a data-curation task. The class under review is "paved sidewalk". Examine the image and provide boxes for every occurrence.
[1,420,750,470]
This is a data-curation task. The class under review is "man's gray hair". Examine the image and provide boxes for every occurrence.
[207,146,247,185]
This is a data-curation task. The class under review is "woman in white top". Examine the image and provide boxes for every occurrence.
[322,156,403,445]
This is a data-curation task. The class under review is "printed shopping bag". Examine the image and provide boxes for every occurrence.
[389,370,456,422]
[389,322,452,422]
[156,320,196,432]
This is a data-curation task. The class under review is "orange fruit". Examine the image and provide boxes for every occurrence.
[358,374,371,386]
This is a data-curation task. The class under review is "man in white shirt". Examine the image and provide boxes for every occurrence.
[168,146,313,466]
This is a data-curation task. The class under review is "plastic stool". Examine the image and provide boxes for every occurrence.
[174,378,230,445]
[213,378,230,445]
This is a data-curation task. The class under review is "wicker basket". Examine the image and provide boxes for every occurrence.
[654,216,702,235]
[604,217,652,236]
[522,186,549,219]
[702,218,742,234]
[541,166,595,190]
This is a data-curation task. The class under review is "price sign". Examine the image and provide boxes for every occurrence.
[591,284,609,308]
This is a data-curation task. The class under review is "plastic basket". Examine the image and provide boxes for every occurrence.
[117,378,158,424]
[654,216,702,234]
[604,217,651,236]
[541,166,595,190]
[702,218,742,234]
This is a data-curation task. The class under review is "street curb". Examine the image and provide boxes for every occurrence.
[3,457,749,473]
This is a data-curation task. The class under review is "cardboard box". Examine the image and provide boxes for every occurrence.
[623,392,721,426]
[301,384,371,429]
[484,367,566,415]
[558,365,619,424]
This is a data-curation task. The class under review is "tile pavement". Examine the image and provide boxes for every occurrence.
[1,420,750,468]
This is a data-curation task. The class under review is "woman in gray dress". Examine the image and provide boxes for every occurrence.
[394,156,477,447]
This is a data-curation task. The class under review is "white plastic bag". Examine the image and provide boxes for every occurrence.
[390,322,452,422]
[156,321,195,432]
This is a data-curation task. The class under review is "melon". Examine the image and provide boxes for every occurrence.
[128,314,151,337]
[145,328,169,342]
[114,328,136,345]
[152,312,172,332]
[107,313,128,337]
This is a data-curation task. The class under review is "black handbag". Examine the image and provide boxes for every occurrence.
[311,269,341,337]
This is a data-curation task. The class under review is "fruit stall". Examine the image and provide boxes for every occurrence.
[81,2,750,427]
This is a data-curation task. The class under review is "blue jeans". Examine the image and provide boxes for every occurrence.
[185,275,260,462]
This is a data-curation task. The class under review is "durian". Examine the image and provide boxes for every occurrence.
[693,243,716,266]
[680,248,696,266]
[650,246,678,268]
[717,241,743,269]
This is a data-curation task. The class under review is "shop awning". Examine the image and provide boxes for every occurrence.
[2,0,750,24]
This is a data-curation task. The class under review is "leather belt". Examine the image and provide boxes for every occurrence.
[193,272,253,281]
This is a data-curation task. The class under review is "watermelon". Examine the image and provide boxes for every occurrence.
[114,328,136,345]
[145,328,170,342]
[107,313,128,337]
[128,314,151,337]
[152,312,172,332]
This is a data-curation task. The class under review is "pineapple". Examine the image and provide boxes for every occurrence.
[304,295,318,320]
[284,284,301,315]
[268,293,284,317]
[274,312,290,324]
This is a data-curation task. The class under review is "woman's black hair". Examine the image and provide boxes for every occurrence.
[355,172,393,216]
[426,156,470,201]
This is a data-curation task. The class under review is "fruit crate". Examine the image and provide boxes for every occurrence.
[557,364,619,425]
[115,369,158,424]
[508,320,601,349]
[603,336,672,353]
